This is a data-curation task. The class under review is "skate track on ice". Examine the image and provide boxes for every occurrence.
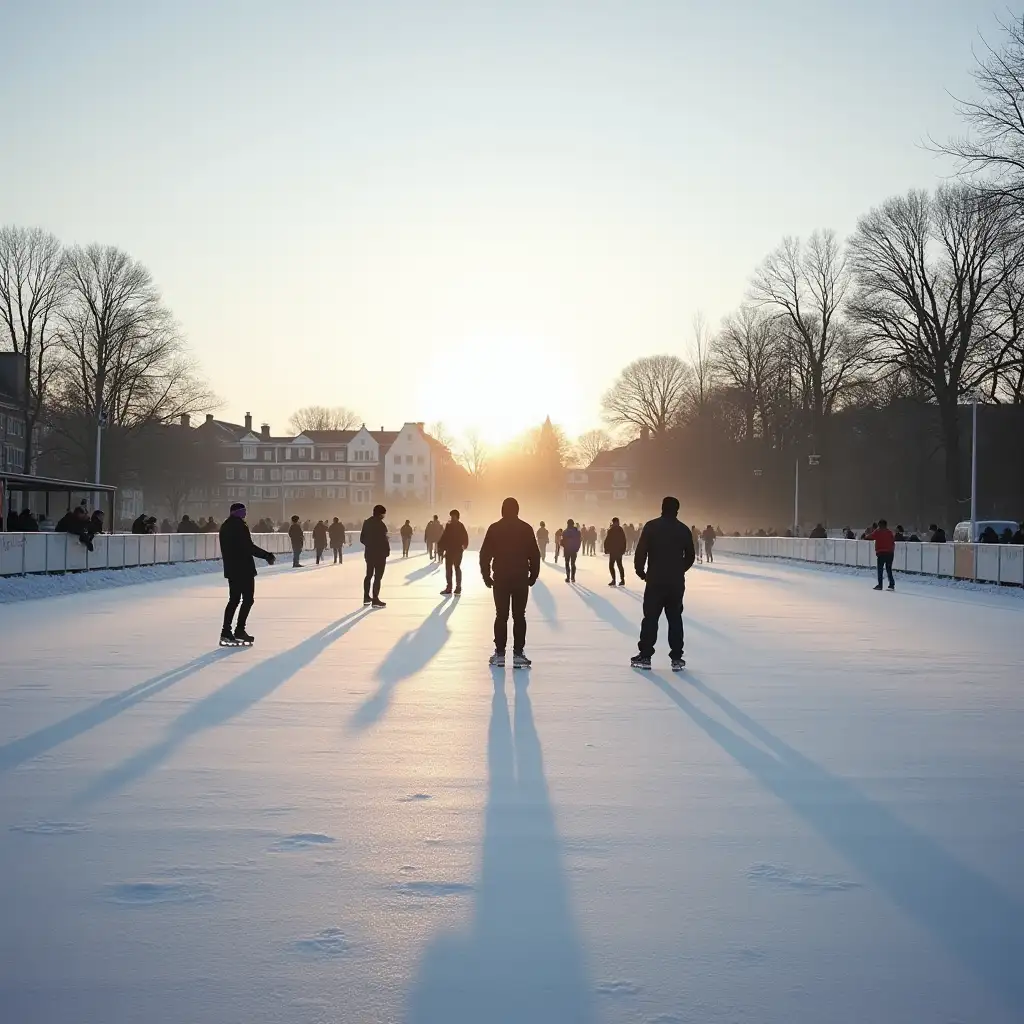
[1,547,1022,1024]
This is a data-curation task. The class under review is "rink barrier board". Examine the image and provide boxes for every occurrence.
[714,537,1024,586]
[0,532,300,577]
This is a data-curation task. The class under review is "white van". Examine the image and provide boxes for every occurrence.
[952,520,1019,543]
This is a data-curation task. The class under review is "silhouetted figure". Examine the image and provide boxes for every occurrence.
[1011,524,1024,545]
[862,522,878,541]
[425,515,442,561]
[536,521,549,561]
[439,509,470,595]
[479,497,539,668]
[929,524,947,543]
[219,502,275,645]
[873,518,896,591]
[400,519,413,558]
[561,519,581,583]
[702,524,716,563]
[329,517,346,563]
[177,514,197,533]
[553,526,563,564]
[312,520,328,564]
[809,523,827,539]
[360,504,390,607]
[631,497,696,671]
[844,527,855,540]
[894,525,907,543]
[89,509,105,537]
[19,509,39,531]
[604,516,627,586]
[288,515,304,567]
[691,524,702,563]
[980,526,999,544]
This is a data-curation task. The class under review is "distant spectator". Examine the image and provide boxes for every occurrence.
[1011,524,1024,545]
[19,509,39,531]
[894,525,907,542]
[89,509,105,536]
[908,532,921,542]
[6,510,19,531]
[980,525,999,544]
[844,527,855,540]
[929,524,946,543]
[146,517,158,534]
[59,506,97,551]
[862,522,878,541]
[1000,527,1014,543]
[809,523,827,539]
[872,518,896,591]
[131,513,149,534]
[288,515,304,567]
[312,520,328,564]
[160,518,172,533]
[329,517,346,563]
[177,514,197,533]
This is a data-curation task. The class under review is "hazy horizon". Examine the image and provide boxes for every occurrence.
[0,0,986,445]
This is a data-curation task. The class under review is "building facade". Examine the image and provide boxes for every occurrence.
[564,446,637,514]
[0,354,27,474]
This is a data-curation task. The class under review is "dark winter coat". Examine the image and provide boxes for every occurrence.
[438,520,469,558]
[424,520,442,544]
[536,527,549,547]
[634,515,696,589]
[288,523,304,549]
[560,526,581,555]
[809,525,827,539]
[312,523,328,549]
[480,514,540,586]
[930,528,947,543]
[220,515,273,580]
[360,515,390,560]
[329,522,346,547]
[400,523,413,541]
[604,524,627,557]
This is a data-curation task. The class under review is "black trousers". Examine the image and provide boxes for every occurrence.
[445,550,463,590]
[332,546,343,563]
[224,576,255,631]
[292,542,302,567]
[564,551,577,580]
[493,581,529,652]
[315,545,326,564]
[402,538,411,557]
[608,553,624,582]
[705,543,714,563]
[877,552,894,587]
[638,584,684,660]
[364,556,386,600]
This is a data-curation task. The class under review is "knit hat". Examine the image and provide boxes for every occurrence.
[230,502,246,517]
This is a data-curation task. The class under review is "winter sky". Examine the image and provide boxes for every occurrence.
[0,0,987,444]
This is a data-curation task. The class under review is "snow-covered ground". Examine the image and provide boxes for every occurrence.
[1,547,1021,1024]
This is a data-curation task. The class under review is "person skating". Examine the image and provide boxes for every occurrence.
[219,502,276,646]
[691,524,702,563]
[424,515,442,561]
[554,525,563,564]
[360,504,390,607]
[288,515,304,567]
[400,519,413,558]
[312,520,328,564]
[480,497,540,668]
[329,517,346,563]
[631,497,696,672]
[604,516,627,586]
[873,518,896,591]
[702,524,716,564]
[438,509,470,595]
[561,519,581,582]
[536,521,549,561]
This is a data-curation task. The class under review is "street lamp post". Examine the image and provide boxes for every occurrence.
[970,396,978,543]
[94,408,107,515]
[793,458,799,537]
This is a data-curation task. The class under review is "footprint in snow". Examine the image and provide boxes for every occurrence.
[399,793,432,802]
[292,928,355,958]
[747,863,860,893]
[105,881,214,905]
[270,833,336,852]
[597,980,641,997]
[392,881,474,898]
[11,821,89,836]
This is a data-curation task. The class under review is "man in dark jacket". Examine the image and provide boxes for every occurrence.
[312,520,328,564]
[809,523,827,539]
[360,504,390,607]
[438,509,470,595]
[400,519,413,558]
[536,521,549,561]
[329,517,346,563]
[288,515,304,567]
[178,514,197,533]
[425,515,442,561]
[560,519,582,582]
[631,497,696,671]
[604,517,627,586]
[219,502,275,644]
[929,524,946,543]
[479,497,540,668]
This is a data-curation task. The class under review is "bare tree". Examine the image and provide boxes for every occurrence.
[427,420,455,451]
[0,226,67,467]
[938,15,1024,214]
[849,185,1024,520]
[750,230,865,452]
[51,244,215,481]
[601,354,693,437]
[685,311,717,418]
[713,305,779,443]
[458,428,489,480]
[981,249,1024,402]
[574,427,613,467]
[288,405,361,433]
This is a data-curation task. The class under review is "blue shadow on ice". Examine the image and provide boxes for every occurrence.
[0,649,234,775]
[531,578,559,629]
[349,598,459,731]
[70,607,372,807]
[404,561,442,585]
[405,676,594,1024]
[570,585,635,638]
[647,671,1024,1012]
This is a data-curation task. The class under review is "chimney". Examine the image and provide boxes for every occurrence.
[380,425,384,433]
[261,423,270,441]
[205,413,214,424]
[180,413,191,428]
[244,411,253,433]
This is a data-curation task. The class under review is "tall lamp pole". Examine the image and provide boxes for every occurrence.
[94,408,107,523]
[793,458,799,537]
[970,396,978,543]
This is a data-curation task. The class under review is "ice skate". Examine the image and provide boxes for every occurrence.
[371,599,387,609]
[233,627,254,646]
[873,584,883,591]
[440,587,452,596]
[670,657,686,672]
[219,629,239,647]
[512,651,532,669]
[607,580,617,587]
[489,651,505,668]
[453,587,462,596]
[630,654,652,670]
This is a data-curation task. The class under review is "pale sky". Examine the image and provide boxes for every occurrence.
[0,0,988,445]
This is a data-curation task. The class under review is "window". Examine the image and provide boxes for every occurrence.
[266,487,279,498]
[211,487,221,499]
[298,448,307,459]
[320,450,330,461]
[263,450,272,461]
[613,470,628,483]
[225,467,235,480]
[407,474,415,484]
[299,469,310,481]
[226,487,235,498]
[314,488,323,498]
[335,468,346,481]
[335,450,344,461]
[242,445,256,459]
[313,469,321,481]
[417,455,424,465]
[284,469,296,482]
[253,468,264,481]
[251,486,263,498]
[270,469,281,481]
[285,448,292,460]
[613,489,628,500]
[238,467,248,481]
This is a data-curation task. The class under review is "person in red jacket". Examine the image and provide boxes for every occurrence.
[873,518,896,591]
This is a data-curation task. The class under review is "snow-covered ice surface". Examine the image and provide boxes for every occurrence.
[1,547,1022,1024]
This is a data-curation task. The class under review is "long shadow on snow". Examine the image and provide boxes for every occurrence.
[349,598,459,732]
[570,584,635,638]
[531,578,559,629]
[404,561,443,585]
[644,670,1024,1012]
[617,588,728,640]
[0,649,235,775]
[696,561,798,585]
[70,607,372,807]
[406,674,594,1024]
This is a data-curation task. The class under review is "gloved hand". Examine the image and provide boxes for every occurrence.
[267,553,276,565]
[528,577,537,587]
[636,570,646,581]
[482,576,493,589]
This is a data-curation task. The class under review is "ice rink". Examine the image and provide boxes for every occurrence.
[1,547,1022,1024]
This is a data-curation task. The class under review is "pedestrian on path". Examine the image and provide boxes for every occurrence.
[604,516,627,586]
[360,504,390,607]
[702,525,716,564]
[873,518,896,591]
[439,509,470,595]
[554,526,563,564]
[536,521,549,561]
[631,497,696,672]
[561,519,581,583]
[313,520,328,564]
[329,517,346,563]
[400,519,413,558]
[288,515,304,567]
[219,502,275,646]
